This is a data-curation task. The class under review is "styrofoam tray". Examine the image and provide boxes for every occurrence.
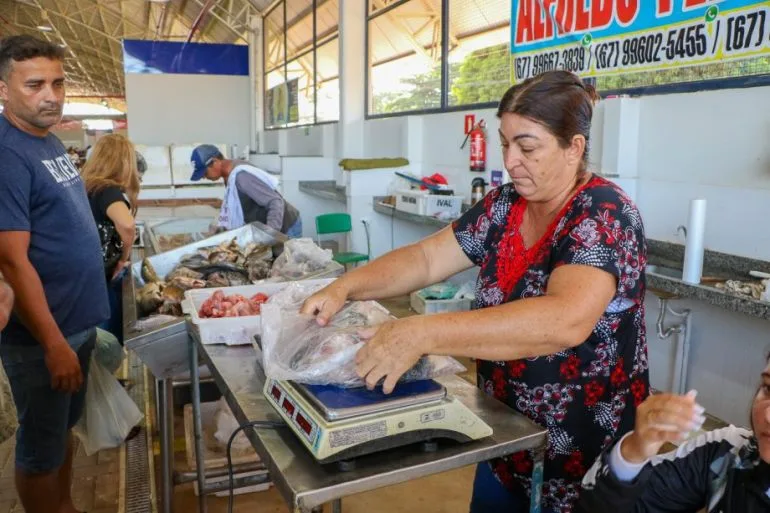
[410,291,472,315]
[182,278,335,346]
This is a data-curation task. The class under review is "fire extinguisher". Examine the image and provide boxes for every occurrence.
[462,120,487,172]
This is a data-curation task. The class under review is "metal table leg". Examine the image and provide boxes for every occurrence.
[158,378,175,513]
[190,336,207,513]
[529,445,546,513]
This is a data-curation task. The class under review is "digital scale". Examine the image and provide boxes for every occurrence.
[264,378,493,466]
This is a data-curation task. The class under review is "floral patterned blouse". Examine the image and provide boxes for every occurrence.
[452,175,649,513]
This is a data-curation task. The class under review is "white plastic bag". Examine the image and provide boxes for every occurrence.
[213,398,251,452]
[265,281,329,310]
[270,238,332,280]
[260,299,466,388]
[94,328,125,374]
[74,357,143,456]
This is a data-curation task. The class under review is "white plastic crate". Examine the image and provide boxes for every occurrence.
[395,189,464,217]
[182,278,335,345]
[410,291,472,315]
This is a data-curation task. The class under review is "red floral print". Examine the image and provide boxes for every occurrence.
[610,358,628,386]
[631,378,648,407]
[507,360,526,378]
[584,380,606,407]
[560,354,581,380]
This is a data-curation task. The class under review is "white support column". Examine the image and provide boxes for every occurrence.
[600,97,641,202]
[278,129,290,156]
[337,1,366,171]
[402,115,424,175]
[321,124,337,159]
[249,15,264,154]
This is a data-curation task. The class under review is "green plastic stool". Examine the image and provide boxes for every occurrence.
[315,213,370,267]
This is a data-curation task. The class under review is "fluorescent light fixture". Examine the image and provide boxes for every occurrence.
[37,25,53,32]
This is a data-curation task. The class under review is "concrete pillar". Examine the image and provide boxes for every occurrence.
[337,0,366,179]
[600,97,641,202]
[249,15,264,154]
[402,116,424,175]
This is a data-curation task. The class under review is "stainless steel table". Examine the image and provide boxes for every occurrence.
[122,221,346,513]
[189,329,548,513]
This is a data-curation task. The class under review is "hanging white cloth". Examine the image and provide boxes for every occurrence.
[217,164,280,230]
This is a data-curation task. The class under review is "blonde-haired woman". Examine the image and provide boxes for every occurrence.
[81,134,140,343]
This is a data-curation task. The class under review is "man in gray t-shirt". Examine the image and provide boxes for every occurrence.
[190,144,302,237]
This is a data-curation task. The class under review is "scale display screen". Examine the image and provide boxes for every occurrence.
[281,398,295,416]
[295,413,313,435]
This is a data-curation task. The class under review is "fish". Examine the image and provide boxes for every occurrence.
[178,253,208,269]
[137,282,164,315]
[161,284,185,302]
[158,300,183,317]
[247,260,272,282]
[223,272,249,286]
[209,249,239,265]
[167,266,204,281]
[205,273,230,288]
[167,276,207,291]
[141,258,161,284]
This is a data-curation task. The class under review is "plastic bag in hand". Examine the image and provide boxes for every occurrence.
[94,328,125,374]
[266,281,329,310]
[260,300,466,387]
[270,238,332,280]
[73,357,143,456]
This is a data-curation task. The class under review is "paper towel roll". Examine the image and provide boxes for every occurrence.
[682,199,707,284]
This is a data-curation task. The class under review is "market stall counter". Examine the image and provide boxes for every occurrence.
[188,328,548,513]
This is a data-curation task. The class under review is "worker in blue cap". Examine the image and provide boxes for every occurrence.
[190,144,302,236]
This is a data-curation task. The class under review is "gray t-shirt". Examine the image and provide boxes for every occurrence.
[0,116,109,345]
[235,168,299,232]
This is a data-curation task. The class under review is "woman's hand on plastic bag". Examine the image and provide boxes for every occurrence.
[355,318,427,394]
[300,283,349,326]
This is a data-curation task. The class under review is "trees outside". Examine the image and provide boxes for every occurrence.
[370,41,769,114]
[371,43,509,114]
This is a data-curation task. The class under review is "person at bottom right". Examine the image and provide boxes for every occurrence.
[579,352,770,513]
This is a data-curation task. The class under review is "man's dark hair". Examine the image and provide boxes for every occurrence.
[0,35,65,81]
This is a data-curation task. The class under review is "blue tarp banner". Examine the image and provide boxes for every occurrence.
[122,40,249,76]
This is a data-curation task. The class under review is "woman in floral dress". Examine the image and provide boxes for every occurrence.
[302,70,648,513]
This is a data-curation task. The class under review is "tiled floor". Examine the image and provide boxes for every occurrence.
[171,465,476,513]
[0,437,121,513]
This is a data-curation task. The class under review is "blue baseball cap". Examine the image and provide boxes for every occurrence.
[190,144,223,181]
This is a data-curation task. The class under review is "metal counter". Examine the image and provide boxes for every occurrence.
[190,330,548,513]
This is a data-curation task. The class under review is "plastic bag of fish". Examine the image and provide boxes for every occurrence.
[269,238,333,280]
[260,292,466,388]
